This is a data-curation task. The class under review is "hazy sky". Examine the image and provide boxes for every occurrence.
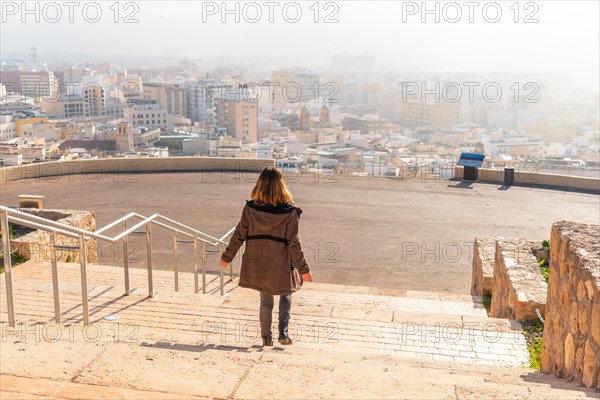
[1,1,599,84]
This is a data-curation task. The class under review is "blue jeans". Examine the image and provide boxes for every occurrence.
[259,292,291,338]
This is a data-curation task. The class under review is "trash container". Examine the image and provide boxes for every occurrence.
[464,166,478,181]
[504,167,515,185]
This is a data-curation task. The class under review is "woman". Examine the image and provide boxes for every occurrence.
[220,166,313,347]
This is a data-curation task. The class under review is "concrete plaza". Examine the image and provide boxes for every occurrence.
[1,172,599,294]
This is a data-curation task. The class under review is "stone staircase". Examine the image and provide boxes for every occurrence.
[1,261,597,399]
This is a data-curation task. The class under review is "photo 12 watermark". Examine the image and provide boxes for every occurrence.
[200,320,340,344]
[399,1,539,24]
[200,1,340,24]
[1,1,141,24]
[1,320,139,344]
[5,160,140,184]
[401,81,540,104]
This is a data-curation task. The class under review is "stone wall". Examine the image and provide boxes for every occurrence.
[490,238,547,320]
[471,238,496,296]
[10,209,98,263]
[541,221,600,389]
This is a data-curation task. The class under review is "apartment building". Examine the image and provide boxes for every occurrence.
[0,71,57,99]
[216,96,258,143]
[143,82,187,116]
[123,101,168,130]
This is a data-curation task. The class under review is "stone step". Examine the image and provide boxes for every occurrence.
[1,261,595,399]
[1,261,529,368]
[3,261,512,331]
[3,261,487,310]
[0,337,592,400]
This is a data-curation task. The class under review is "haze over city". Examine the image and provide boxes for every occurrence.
[1,1,599,87]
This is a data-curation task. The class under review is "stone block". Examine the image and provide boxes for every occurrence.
[471,238,496,296]
[10,208,98,263]
[490,238,547,321]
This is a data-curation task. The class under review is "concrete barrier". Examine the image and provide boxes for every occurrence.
[454,166,600,194]
[0,157,275,183]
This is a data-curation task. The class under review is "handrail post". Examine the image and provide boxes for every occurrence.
[193,237,198,294]
[146,222,153,297]
[1,211,16,327]
[219,245,224,296]
[201,242,206,294]
[122,221,130,296]
[79,233,89,326]
[173,231,179,292]
[49,231,61,323]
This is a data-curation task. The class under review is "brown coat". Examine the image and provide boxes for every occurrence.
[221,200,310,295]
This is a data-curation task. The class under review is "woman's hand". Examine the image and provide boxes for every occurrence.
[220,259,229,269]
[302,272,313,282]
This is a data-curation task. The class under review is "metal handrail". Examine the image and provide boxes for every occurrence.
[7,216,84,240]
[2,206,113,242]
[95,212,138,234]
[0,205,236,328]
[96,211,228,246]
[1,207,229,246]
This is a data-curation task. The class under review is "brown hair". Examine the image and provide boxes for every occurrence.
[250,166,294,207]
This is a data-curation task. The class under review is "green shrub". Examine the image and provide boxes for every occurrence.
[540,266,549,282]
[0,251,27,273]
[521,318,544,370]
[528,337,543,370]
[536,258,549,282]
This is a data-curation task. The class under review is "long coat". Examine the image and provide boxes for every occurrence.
[221,200,310,295]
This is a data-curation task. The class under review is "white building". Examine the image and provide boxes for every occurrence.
[182,79,231,125]
[61,65,90,85]
[286,140,305,155]
[0,114,17,140]
[480,131,544,158]
[256,143,273,159]
[28,122,60,141]
[19,71,57,99]
[41,95,85,118]
[124,102,168,130]
[105,97,125,118]
[182,135,208,155]
[0,153,22,166]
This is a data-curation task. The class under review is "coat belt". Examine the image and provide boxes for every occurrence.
[246,235,289,245]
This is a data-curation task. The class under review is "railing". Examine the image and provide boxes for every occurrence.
[0,205,236,327]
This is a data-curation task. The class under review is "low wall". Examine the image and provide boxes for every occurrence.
[453,166,600,193]
[541,221,600,389]
[0,157,275,183]
[490,238,547,320]
[10,209,98,263]
[471,238,496,296]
